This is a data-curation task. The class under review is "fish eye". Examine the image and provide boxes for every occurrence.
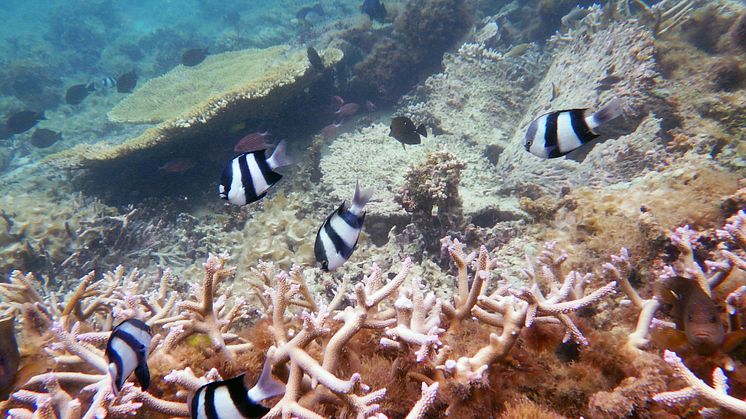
[710,315,717,323]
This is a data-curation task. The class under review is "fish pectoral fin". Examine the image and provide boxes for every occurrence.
[248,356,286,402]
[108,363,121,396]
[134,361,150,391]
[722,329,746,353]
[650,327,688,350]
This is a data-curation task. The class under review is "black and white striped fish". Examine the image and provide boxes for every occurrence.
[314,181,374,271]
[523,98,623,159]
[189,356,285,419]
[219,140,292,206]
[97,77,117,90]
[105,318,152,396]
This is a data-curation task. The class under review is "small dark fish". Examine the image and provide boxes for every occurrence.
[30,128,62,148]
[307,47,324,72]
[6,110,45,134]
[106,319,152,396]
[657,277,725,356]
[234,131,273,153]
[182,48,209,67]
[361,0,386,22]
[158,158,195,174]
[524,98,623,159]
[0,316,19,398]
[389,116,427,148]
[315,181,374,271]
[220,140,292,206]
[116,70,138,93]
[335,103,359,118]
[188,355,285,419]
[296,3,325,21]
[65,83,95,105]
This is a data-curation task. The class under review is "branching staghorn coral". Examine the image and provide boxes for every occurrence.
[262,259,415,418]
[654,350,746,417]
[2,241,637,417]
[159,252,252,371]
[376,240,617,414]
[1,253,254,418]
[616,212,745,351]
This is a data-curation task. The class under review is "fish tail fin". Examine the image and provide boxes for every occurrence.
[351,180,374,215]
[267,139,293,169]
[134,361,150,391]
[248,356,285,402]
[416,124,428,138]
[588,97,624,129]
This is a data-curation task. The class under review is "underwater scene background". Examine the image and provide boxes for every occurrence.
[1,0,746,417]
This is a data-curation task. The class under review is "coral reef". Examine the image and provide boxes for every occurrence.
[1,239,627,418]
[234,193,317,274]
[495,21,662,197]
[318,122,513,229]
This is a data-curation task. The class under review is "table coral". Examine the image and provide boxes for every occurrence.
[46,46,343,202]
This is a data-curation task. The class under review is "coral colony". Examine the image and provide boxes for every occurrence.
[1,238,623,418]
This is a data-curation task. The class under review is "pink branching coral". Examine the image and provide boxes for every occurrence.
[159,252,252,371]
[377,239,617,414]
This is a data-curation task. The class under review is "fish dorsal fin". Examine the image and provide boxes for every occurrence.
[247,356,285,402]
